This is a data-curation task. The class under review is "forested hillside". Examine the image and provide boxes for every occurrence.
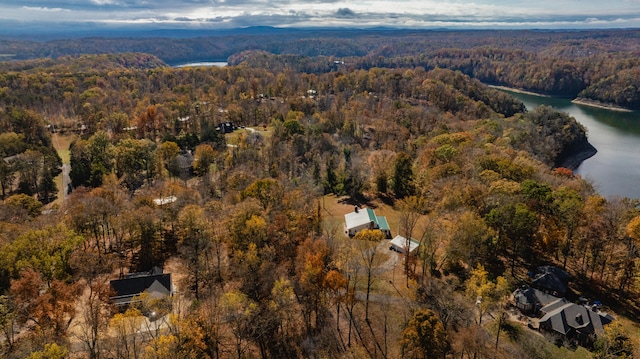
[2,29,640,108]
[0,51,638,358]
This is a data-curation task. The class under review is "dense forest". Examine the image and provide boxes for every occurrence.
[2,29,640,108]
[0,38,639,359]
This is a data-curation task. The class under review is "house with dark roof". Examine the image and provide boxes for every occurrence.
[344,207,391,238]
[513,266,614,347]
[538,297,614,344]
[110,266,173,308]
[531,265,571,296]
[216,122,237,134]
[2,154,20,165]
[513,286,558,314]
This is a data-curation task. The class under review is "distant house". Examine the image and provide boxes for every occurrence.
[110,266,173,308]
[153,196,177,206]
[216,122,237,134]
[538,297,614,343]
[532,266,571,296]
[2,154,20,165]
[389,235,420,255]
[344,207,392,238]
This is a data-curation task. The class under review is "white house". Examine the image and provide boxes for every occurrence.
[389,235,420,255]
[153,196,177,206]
[344,207,391,238]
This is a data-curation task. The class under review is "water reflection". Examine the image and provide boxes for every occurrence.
[501,90,640,200]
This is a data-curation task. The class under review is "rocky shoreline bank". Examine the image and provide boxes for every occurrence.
[557,142,598,170]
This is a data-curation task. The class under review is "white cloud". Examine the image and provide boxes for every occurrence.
[2,0,640,30]
[21,6,70,12]
[90,0,121,5]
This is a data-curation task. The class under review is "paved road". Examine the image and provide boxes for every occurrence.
[62,164,70,202]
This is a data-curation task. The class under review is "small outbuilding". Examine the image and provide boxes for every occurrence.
[389,235,420,255]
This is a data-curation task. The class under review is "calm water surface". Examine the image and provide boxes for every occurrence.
[503,90,640,200]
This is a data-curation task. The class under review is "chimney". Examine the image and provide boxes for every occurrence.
[354,206,359,213]
[575,313,583,324]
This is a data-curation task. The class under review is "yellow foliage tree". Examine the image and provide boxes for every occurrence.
[401,308,449,359]
[26,343,68,359]
[465,265,509,325]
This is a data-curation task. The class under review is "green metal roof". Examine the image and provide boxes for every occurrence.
[366,208,377,222]
[376,215,390,231]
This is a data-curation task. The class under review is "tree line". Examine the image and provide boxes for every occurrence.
[3,29,640,108]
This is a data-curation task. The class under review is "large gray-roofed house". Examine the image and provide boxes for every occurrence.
[538,297,614,342]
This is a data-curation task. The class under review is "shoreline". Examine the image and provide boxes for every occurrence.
[488,85,551,98]
[490,85,635,112]
[558,143,598,171]
[571,97,633,113]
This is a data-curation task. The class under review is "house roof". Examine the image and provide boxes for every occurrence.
[390,235,420,253]
[2,154,20,165]
[110,271,172,305]
[539,298,613,337]
[532,266,569,295]
[153,196,177,206]
[538,266,571,281]
[513,287,558,307]
[344,208,377,230]
[146,279,172,299]
[376,216,390,231]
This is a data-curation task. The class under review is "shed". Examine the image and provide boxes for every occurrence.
[389,235,420,255]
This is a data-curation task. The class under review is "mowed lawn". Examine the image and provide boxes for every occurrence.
[224,126,273,146]
[52,133,76,164]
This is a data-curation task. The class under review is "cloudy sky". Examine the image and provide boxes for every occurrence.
[2,0,640,31]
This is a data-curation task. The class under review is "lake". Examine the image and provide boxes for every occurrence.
[173,61,228,68]
[502,90,640,200]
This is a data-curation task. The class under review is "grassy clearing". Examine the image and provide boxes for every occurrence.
[51,133,76,164]
[224,126,273,146]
